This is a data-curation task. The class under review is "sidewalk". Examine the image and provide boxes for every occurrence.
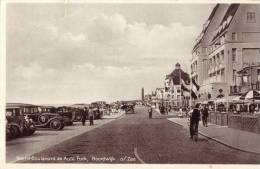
[154,108,179,117]
[168,117,260,154]
[102,110,125,119]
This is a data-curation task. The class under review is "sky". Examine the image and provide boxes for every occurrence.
[6,3,215,104]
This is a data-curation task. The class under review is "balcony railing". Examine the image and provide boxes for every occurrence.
[230,85,242,95]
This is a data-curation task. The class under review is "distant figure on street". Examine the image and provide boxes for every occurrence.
[148,106,153,119]
[202,106,209,127]
[89,109,94,126]
[190,104,201,140]
[178,107,184,118]
[81,109,87,126]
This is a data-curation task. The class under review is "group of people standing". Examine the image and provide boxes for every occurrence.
[81,108,95,126]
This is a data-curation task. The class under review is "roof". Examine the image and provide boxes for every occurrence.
[39,106,55,108]
[211,4,240,42]
[237,65,260,74]
[165,68,190,85]
[208,4,220,21]
[6,103,38,108]
[192,4,220,51]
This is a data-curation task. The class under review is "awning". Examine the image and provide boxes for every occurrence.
[215,98,227,103]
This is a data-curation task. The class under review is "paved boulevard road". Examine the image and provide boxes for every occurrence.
[19,106,260,164]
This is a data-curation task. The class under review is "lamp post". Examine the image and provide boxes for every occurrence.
[161,90,164,107]
[161,90,164,114]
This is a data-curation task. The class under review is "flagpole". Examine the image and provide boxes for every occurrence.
[179,68,182,108]
[190,72,192,108]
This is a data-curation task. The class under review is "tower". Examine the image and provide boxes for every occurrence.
[141,87,144,101]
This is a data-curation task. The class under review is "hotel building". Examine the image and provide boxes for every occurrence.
[191,4,260,101]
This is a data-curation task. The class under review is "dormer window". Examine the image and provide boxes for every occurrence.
[247,12,256,23]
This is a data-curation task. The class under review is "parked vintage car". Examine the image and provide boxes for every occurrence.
[71,108,86,122]
[25,112,65,130]
[125,104,135,114]
[56,106,74,125]
[90,102,105,119]
[6,107,36,140]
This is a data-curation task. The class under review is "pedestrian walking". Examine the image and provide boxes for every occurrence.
[190,104,201,141]
[81,108,87,126]
[202,106,209,127]
[89,109,94,126]
[148,106,153,119]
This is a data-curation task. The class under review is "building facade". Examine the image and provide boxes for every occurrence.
[164,63,190,107]
[192,4,260,102]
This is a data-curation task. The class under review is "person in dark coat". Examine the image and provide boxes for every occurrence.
[148,106,153,119]
[202,106,209,127]
[89,109,94,126]
[190,104,201,139]
[81,108,87,126]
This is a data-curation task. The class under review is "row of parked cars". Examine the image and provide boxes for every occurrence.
[6,103,104,140]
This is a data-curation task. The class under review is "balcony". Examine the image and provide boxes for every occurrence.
[230,85,242,95]
[231,82,260,95]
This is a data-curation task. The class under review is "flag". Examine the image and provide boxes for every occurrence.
[192,77,200,92]
[181,79,190,92]
[191,77,200,99]
[191,90,198,99]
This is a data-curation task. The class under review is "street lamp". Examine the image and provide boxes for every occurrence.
[161,90,164,114]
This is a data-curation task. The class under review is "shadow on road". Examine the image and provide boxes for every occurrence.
[6,140,40,146]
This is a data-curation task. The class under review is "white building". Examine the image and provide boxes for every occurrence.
[192,4,260,101]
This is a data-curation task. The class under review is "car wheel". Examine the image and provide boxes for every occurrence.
[26,124,36,135]
[11,126,20,137]
[50,119,63,130]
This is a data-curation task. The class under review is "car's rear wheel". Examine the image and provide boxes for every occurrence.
[11,125,20,138]
[50,119,63,130]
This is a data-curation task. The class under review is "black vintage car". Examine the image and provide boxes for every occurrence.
[71,108,87,122]
[90,102,104,119]
[7,103,66,130]
[124,104,135,114]
[6,107,36,140]
[56,106,74,125]
[25,112,65,130]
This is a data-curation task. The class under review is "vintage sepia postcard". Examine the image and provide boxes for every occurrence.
[1,0,260,169]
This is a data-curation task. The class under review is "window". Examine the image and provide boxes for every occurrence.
[202,47,207,53]
[221,50,224,62]
[231,32,237,40]
[247,12,256,23]
[217,54,220,64]
[221,69,225,75]
[233,69,236,82]
[242,76,248,84]
[232,48,236,62]
[257,69,260,82]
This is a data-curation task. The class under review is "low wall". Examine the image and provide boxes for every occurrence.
[208,112,228,126]
[228,114,260,133]
[208,112,260,133]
